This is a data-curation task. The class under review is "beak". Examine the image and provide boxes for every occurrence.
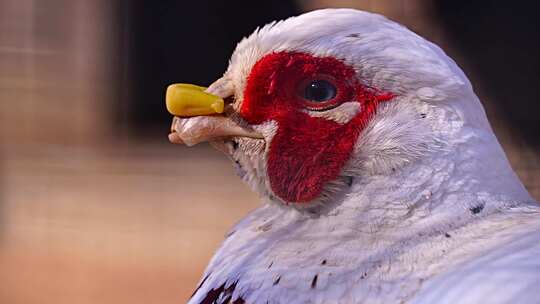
[166,82,263,146]
[166,83,224,116]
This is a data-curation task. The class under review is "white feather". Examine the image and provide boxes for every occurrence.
[189,8,539,304]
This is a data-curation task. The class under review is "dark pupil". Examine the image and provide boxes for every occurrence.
[303,80,337,102]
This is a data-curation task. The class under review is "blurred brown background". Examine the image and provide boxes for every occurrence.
[1,1,539,303]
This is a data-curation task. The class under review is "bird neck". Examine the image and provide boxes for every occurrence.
[340,115,533,235]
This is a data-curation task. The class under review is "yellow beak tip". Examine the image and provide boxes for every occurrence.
[165,83,224,117]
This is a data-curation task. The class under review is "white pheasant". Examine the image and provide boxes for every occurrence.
[166,9,540,304]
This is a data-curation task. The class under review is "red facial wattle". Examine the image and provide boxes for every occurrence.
[241,52,394,203]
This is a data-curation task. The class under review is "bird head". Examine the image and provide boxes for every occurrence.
[168,9,477,207]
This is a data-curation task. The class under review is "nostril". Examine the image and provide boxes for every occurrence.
[224,95,235,105]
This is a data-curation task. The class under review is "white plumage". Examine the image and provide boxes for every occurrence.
[182,9,540,304]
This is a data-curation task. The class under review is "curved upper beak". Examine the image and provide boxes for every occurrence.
[166,82,263,146]
[166,83,224,117]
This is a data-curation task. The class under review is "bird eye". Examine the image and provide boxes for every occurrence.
[303,80,337,102]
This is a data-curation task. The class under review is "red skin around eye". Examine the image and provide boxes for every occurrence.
[241,52,394,203]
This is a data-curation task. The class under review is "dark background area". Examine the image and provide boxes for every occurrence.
[435,1,540,146]
[119,0,300,134]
